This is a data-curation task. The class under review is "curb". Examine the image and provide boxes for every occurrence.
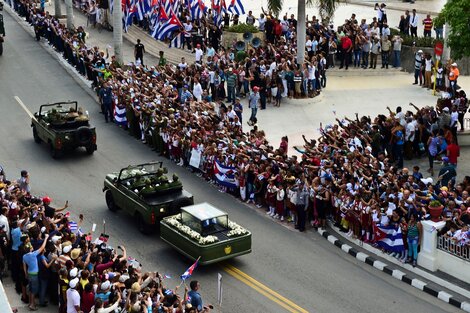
[317,228,470,312]
[5,5,100,104]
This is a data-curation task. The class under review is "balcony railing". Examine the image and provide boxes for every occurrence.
[437,236,470,261]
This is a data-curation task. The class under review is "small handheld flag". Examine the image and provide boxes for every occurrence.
[180,257,200,281]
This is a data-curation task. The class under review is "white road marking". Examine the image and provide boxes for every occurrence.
[14,96,34,119]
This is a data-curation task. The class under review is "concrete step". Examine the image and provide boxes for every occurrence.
[124,26,194,65]
[327,66,407,77]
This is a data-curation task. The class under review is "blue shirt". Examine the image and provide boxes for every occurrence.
[23,250,40,274]
[188,290,203,311]
[11,227,22,251]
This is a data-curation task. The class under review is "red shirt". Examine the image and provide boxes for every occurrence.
[447,143,460,164]
[341,36,352,50]
[81,291,95,313]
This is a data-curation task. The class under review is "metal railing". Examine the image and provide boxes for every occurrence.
[437,236,470,261]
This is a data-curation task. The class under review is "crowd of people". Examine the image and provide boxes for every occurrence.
[0,167,213,313]
[5,0,470,310]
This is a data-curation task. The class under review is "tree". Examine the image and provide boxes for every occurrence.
[65,0,73,30]
[267,0,339,64]
[435,0,470,60]
[113,0,123,64]
[54,0,62,18]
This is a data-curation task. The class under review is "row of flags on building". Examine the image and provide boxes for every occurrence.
[114,0,245,47]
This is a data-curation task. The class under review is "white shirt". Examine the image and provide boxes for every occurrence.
[410,14,419,27]
[450,111,458,127]
[183,22,192,36]
[192,82,203,101]
[305,40,312,51]
[425,58,433,71]
[178,62,188,71]
[258,17,266,30]
[66,288,80,313]
[195,48,203,62]
[308,65,315,80]
[0,215,9,240]
[406,122,415,141]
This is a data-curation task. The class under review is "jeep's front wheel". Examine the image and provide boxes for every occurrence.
[105,190,118,212]
[136,213,153,235]
[32,127,41,144]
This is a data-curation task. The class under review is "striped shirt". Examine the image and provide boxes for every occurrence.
[423,18,433,31]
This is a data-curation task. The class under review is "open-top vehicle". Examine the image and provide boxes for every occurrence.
[31,101,97,158]
[103,162,194,234]
[160,203,252,265]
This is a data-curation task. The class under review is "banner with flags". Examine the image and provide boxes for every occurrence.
[373,223,405,253]
[227,0,245,15]
[180,257,200,281]
[213,159,237,189]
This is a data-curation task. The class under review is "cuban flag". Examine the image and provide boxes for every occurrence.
[169,32,184,48]
[164,0,180,15]
[227,0,244,15]
[211,0,226,27]
[114,105,127,127]
[190,0,207,20]
[373,223,405,253]
[213,159,237,189]
[155,9,183,41]
[180,257,200,281]
[136,0,150,21]
[68,221,78,233]
[123,0,138,31]
[150,3,169,33]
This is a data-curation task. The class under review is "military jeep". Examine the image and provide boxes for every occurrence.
[103,162,194,234]
[31,101,97,158]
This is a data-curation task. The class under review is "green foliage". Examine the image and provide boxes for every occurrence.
[227,23,259,34]
[390,28,436,48]
[436,0,470,59]
[429,200,442,207]
[402,35,437,48]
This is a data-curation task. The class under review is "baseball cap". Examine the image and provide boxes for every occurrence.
[69,278,79,288]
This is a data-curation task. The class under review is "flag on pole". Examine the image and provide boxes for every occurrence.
[190,0,207,20]
[169,32,184,48]
[227,0,245,15]
[180,257,200,281]
[154,9,183,40]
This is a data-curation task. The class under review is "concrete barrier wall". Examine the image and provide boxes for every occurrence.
[437,249,470,283]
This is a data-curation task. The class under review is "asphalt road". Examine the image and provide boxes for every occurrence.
[0,11,462,313]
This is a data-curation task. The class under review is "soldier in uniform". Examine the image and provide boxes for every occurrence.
[139,179,156,196]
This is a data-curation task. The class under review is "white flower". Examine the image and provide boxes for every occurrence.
[227,219,248,237]
[163,216,217,245]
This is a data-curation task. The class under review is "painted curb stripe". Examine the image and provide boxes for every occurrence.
[320,231,470,310]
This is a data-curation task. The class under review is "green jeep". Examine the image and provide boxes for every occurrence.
[103,162,194,234]
[31,101,97,158]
